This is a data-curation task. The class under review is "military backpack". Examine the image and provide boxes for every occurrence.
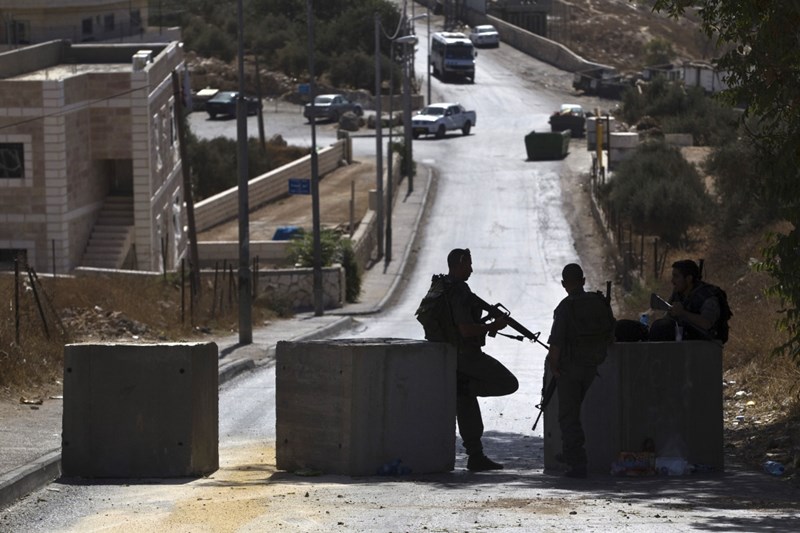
[565,291,616,365]
[415,274,457,343]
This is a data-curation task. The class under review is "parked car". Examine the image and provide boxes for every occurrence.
[469,25,500,48]
[411,103,476,139]
[303,94,363,122]
[206,91,260,119]
[549,104,587,138]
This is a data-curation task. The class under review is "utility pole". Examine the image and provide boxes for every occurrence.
[236,0,252,344]
[374,13,384,261]
[307,0,324,316]
[171,70,200,296]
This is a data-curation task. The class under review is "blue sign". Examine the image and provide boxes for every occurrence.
[288,178,311,195]
[298,83,310,95]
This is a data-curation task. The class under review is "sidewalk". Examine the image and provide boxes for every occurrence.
[0,166,433,511]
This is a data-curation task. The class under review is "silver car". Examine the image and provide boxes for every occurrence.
[303,94,364,122]
[469,25,500,48]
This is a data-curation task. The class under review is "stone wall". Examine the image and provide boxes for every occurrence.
[193,138,351,233]
[464,12,612,73]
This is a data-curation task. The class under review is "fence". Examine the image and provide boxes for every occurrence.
[589,165,671,291]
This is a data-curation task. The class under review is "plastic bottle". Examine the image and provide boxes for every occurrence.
[675,322,683,341]
[763,460,785,476]
[639,313,649,327]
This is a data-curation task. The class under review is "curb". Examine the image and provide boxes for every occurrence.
[0,450,61,511]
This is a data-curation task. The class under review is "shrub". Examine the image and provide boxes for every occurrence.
[599,141,709,245]
[706,136,779,235]
[186,134,310,201]
[329,51,374,91]
[288,229,362,303]
[620,77,739,145]
[643,38,676,66]
[184,21,235,62]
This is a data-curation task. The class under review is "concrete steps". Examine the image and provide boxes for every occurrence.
[81,196,134,269]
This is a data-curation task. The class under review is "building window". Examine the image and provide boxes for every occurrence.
[12,20,30,44]
[131,10,142,29]
[82,18,93,35]
[0,249,27,271]
[0,143,24,178]
[105,14,115,32]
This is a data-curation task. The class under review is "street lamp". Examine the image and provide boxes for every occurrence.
[385,33,417,266]
[403,12,428,196]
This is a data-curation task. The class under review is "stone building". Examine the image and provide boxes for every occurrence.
[0,39,187,273]
[0,0,149,46]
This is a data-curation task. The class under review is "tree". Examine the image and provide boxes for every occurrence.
[652,1,800,360]
[600,141,709,246]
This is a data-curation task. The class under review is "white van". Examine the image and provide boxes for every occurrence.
[430,32,476,83]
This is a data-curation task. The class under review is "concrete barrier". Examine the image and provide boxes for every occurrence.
[62,342,219,478]
[544,341,723,474]
[276,338,457,476]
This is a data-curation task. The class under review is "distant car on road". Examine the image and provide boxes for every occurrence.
[206,91,260,119]
[469,25,500,48]
[303,94,364,122]
[412,103,476,139]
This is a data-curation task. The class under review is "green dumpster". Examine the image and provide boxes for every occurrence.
[525,130,570,161]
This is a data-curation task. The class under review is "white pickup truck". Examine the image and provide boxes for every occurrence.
[411,103,476,139]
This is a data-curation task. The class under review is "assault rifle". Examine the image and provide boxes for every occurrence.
[472,294,549,350]
[532,372,556,431]
[469,294,556,430]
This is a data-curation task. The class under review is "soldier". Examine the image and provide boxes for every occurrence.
[418,248,519,471]
[546,263,616,478]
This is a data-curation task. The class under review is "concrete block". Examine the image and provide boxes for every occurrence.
[544,341,723,474]
[609,132,639,149]
[276,338,457,476]
[62,342,219,478]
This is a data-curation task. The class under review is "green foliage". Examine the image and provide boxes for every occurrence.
[599,141,709,245]
[165,0,401,91]
[329,52,375,92]
[620,76,739,145]
[643,38,676,66]
[182,18,236,62]
[705,133,779,236]
[288,230,362,303]
[652,0,800,361]
[186,132,310,201]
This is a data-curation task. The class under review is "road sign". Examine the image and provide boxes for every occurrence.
[298,83,310,95]
[288,178,311,195]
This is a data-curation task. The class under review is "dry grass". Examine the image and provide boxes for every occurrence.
[0,271,281,401]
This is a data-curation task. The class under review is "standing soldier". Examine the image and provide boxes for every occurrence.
[546,263,615,478]
[416,248,519,471]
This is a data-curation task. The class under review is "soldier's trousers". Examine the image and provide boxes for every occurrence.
[456,351,518,456]
[557,363,597,467]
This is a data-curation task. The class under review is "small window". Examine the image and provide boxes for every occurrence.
[131,9,142,29]
[0,143,24,178]
[105,14,115,32]
[0,249,27,271]
[82,18,93,35]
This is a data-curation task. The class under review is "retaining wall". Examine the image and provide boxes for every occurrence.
[194,138,350,233]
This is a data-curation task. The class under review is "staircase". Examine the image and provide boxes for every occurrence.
[81,196,135,269]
